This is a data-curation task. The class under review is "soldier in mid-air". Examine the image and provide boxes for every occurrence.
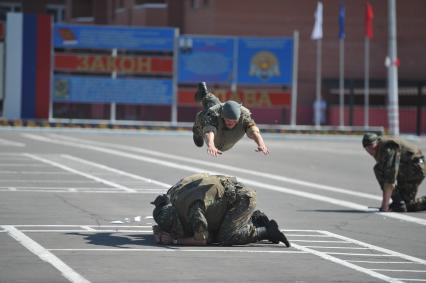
[192,82,269,157]
[151,173,290,247]
[362,133,426,212]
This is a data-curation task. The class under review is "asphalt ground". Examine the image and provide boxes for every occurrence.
[0,127,425,283]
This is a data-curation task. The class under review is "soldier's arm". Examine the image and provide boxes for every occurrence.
[379,145,400,212]
[173,201,209,246]
[204,131,222,156]
[242,112,269,155]
[201,110,222,156]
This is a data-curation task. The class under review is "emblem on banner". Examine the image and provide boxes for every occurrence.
[54,79,69,99]
[249,51,280,80]
[57,28,77,45]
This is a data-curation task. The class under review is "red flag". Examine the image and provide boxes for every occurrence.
[365,1,374,39]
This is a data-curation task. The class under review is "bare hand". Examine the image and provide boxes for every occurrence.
[207,145,223,157]
[157,231,173,244]
[255,145,269,155]
[379,205,390,212]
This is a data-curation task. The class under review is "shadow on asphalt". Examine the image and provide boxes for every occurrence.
[66,232,159,248]
[65,232,286,249]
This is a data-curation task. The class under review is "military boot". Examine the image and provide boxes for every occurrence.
[389,201,407,212]
[266,220,290,247]
[194,82,209,102]
[251,210,270,228]
[192,126,204,147]
[390,193,407,212]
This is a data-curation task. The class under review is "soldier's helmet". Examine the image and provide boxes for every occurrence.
[362,132,379,147]
[222,100,242,120]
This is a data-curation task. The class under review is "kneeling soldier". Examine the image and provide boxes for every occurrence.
[151,173,290,246]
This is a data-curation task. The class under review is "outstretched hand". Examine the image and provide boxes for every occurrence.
[255,145,270,155]
[207,145,223,157]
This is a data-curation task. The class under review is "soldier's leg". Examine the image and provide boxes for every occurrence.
[194,82,221,111]
[192,111,204,147]
[398,160,425,212]
[402,181,426,212]
[374,163,405,209]
[216,188,258,245]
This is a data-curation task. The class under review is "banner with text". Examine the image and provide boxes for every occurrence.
[53,24,176,51]
[53,75,173,105]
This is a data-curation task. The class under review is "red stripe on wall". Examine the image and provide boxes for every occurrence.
[35,15,52,119]
[54,53,173,75]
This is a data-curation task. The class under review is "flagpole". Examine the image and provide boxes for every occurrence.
[364,37,370,130]
[315,38,322,128]
[290,30,299,127]
[339,38,344,128]
[388,0,399,135]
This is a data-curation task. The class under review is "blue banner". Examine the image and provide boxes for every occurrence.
[178,36,235,84]
[53,24,176,51]
[53,75,173,105]
[237,37,293,85]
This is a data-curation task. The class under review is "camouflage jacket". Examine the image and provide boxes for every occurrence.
[167,173,245,242]
[374,137,424,183]
[200,104,259,151]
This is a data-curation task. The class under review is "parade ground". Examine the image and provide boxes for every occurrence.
[0,127,425,283]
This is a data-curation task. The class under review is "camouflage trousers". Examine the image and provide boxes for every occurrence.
[374,158,426,211]
[192,94,221,138]
[216,186,258,245]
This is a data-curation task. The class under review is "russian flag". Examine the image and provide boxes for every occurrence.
[4,13,52,120]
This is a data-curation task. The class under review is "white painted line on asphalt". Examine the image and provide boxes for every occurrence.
[0,189,164,194]
[2,225,90,283]
[62,154,170,188]
[22,134,426,227]
[0,180,97,183]
[47,248,307,254]
[320,230,426,265]
[12,225,152,228]
[290,240,349,243]
[48,134,381,200]
[286,234,333,237]
[20,230,153,233]
[394,279,426,282]
[0,138,25,147]
[0,171,74,174]
[303,246,369,250]
[291,243,406,283]
[0,164,49,167]
[348,261,415,264]
[80,226,96,231]
[325,252,395,257]
[371,269,426,273]
[24,154,137,193]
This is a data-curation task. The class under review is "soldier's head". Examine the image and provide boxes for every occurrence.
[222,101,241,129]
[152,203,178,233]
[362,132,379,156]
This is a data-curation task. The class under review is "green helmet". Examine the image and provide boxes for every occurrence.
[362,132,379,147]
[222,101,241,120]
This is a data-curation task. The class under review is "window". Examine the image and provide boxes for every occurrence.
[191,0,209,9]
[134,0,166,9]
[46,4,65,23]
[0,2,22,21]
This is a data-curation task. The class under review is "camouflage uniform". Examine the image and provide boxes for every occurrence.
[166,173,258,245]
[373,137,426,211]
[193,94,260,152]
